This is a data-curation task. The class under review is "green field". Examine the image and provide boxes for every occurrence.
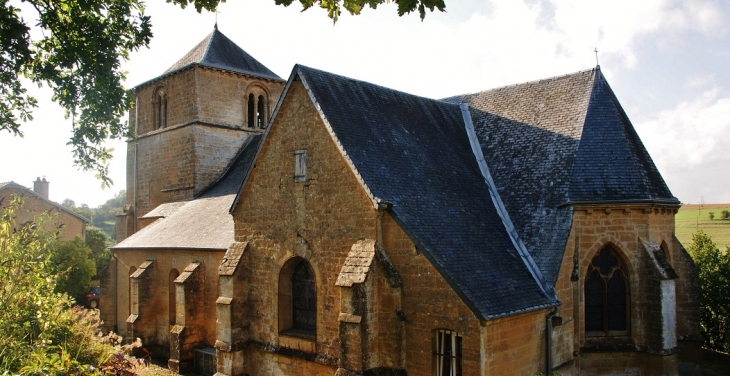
[675,204,730,249]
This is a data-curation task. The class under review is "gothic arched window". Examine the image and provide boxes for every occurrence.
[585,247,630,335]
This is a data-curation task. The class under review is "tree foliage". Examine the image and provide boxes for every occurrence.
[1,0,152,186]
[62,190,125,241]
[52,237,97,298]
[2,0,444,186]
[0,195,137,374]
[687,230,730,352]
[86,226,112,277]
[271,0,445,22]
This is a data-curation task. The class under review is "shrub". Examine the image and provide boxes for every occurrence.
[709,212,715,220]
[687,230,730,352]
[722,210,729,220]
[0,196,137,374]
[52,237,97,298]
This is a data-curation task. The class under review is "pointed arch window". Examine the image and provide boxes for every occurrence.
[433,329,462,376]
[585,247,630,335]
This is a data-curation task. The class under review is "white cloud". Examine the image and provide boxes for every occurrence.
[636,88,730,203]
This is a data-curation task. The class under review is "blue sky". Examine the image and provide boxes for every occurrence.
[2,0,729,206]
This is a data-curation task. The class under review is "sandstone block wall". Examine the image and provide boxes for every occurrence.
[112,249,224,353]
[553,205,693,375]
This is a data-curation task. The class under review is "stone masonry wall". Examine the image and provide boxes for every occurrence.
[561,205,687,375]
[125,67,285,232]
[112,249,224,352]
[232,78,378,374]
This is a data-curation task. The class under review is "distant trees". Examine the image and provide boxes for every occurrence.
[52,237,97,298]
[722,210,730,220]
[709,212,715,220]
[62,190,125,241]
[687,230,730,352]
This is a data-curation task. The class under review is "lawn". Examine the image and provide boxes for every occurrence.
[676,204,730,249]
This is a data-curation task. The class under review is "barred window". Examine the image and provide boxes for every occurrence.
[585,247,629,334]
[433,329,461,376]
[292,261,316,331]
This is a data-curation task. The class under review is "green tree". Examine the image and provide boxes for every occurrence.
[0,195,134,374]
[52,237,97,298]
[85,226,112,277]
[686,230,730,352]
[2,1,444,186]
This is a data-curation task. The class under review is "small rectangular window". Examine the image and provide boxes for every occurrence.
[294,150,307,183]
[433,329,462,376]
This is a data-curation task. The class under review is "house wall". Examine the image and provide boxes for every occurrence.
[552,204,696,376]
[0,186,86,241]
[111,248,224,356]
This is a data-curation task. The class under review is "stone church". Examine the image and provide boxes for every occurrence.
[102,27,702,376]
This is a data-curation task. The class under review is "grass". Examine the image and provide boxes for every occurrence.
[675,204,730,249]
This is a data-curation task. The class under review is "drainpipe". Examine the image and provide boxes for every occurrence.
[546,307,558,375]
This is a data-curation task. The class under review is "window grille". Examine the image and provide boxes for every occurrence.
[292,261,316,331]
[193,347,216,376]
[433,329,461,376]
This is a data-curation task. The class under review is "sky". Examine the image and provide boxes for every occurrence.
[1,0,729,207]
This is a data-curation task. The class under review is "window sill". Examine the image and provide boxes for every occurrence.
[279,330,316,353]
[582,334,636,352]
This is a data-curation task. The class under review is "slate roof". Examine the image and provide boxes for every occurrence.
[294,65,556,319]
[163,28,282,82]
[444,67,678,284]
[0,181,90,222]
[113,134,262,250]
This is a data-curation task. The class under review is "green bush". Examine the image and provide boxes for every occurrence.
[687,230,730,352]
[709,211,715,220]
[0,195,137,374]
[85,226,112,278]
[52,237,97,298]
[721,210,729,220]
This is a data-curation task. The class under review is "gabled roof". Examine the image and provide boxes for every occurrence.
[113,134,263,250]
[163,28,282,82]
[0,181,90,223]
[288,65,556,319]
[445,67,678,284]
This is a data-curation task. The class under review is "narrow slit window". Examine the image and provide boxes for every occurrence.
[247,93,255,128]
[257,95,266,128]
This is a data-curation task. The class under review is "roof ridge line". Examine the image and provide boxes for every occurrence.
[454,66,598,99]
[459,103,557,304]
[200,29,217,63]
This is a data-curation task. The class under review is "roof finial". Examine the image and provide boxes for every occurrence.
[594,47,599,67]
[214,11,219,30]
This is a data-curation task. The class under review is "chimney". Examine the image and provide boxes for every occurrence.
[33,177,49,199]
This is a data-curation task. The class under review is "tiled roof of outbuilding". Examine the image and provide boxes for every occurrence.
[444,67,678,284]
[295,65,555,319]
[0,181,90,222]
[163,28,282,82]
[113,134,262,250]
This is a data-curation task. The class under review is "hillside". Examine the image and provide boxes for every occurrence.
[676,204,730,249]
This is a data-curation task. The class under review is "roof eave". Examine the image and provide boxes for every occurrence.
[132,63,285,93]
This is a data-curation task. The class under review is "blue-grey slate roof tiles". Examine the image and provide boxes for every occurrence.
[296,65,555,319]
[164,28,282,82]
